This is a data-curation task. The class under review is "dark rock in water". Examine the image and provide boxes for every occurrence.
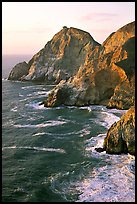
[39,101,44,106]
[95,147,105,153]
[103,106,135,155]
[8,61,29,80]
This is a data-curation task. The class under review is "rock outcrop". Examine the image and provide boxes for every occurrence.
[42,21,135,109]
[8,27,100,83]
[8,61,29,81]
[107,37,135,109]
[8,21,135,157]
[103,106,135,155]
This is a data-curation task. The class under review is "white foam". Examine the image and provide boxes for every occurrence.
[2,146,66,153]
[21,85,39,90]
[26,102,45,110]
[32,132,46,136]
[35,91,51,96]
[79,106,92,112]
[19,98,30,102]
[45,128,90,137]
[76,153,135,202]
[85,133,106,154]
[19,93,24,97]
[14,120,67,128]
[107,108,128,115]
[76,133,135,202]
[2,145,16,151]
[2,78,8,81]
[11,106,18,112]
[95,111,121,129]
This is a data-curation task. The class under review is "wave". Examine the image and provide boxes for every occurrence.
[75,133,135,202]
[14,120,67,128]
[32,132,46,136]
[2,146,66,153]
[26,91,50,97]
[25,104,126,113]
[21,84,55,90]
[85,133,106,154]
[92,109,126,130]
[98,111,120,129]
[19,93,24,97]
[11,106,18,112]
[21,85,43,90]
[76,155,135,202]
[25,102,46,110]
[80,105,107,112]
[2,78,8,81]
[45,127,91,138]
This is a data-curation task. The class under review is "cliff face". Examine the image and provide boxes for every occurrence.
[8,21,135,156]
[102,21,135,54]
[107,37,135,109]
[8,27,100,83]
[103,106,135,155]
[43,21,135,109]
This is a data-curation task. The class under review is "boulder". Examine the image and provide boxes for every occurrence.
[8,61,29,81]
[103,106,135,155]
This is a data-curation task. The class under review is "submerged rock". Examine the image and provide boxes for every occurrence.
[103,106,135,155]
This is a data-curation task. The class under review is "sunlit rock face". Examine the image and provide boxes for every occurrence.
[8,26,100,83]
[107,37,135,109]
[103,106,135,155]
[43,21,135,108]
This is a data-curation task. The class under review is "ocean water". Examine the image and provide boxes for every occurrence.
[2,55,135,202]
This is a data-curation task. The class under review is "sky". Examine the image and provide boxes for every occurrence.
[2,2,135,55]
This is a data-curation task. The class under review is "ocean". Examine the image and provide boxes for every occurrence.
[2,55,135,202]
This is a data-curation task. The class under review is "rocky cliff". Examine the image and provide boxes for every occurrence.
[42,21,135,109]
[8,22,135,156]
[8,26,100,83]
[103,106,135,155]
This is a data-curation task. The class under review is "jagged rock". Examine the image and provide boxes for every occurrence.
[8,61,29,80]
[43,21,135,108]
[103,106,135,155]
[107,37,135,109]
[9,27,100,82]
[102,21,135,54]
[107,76,135,109]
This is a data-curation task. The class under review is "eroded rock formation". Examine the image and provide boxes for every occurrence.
[8,22,135,156]
[8,61,29,81]
[42,21,135,109]
[8,27,100,83]
[103,106,135,155]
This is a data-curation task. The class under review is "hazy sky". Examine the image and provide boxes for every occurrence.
[2,2,135,55]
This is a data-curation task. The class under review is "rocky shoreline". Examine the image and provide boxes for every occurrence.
[8,21,135,156]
